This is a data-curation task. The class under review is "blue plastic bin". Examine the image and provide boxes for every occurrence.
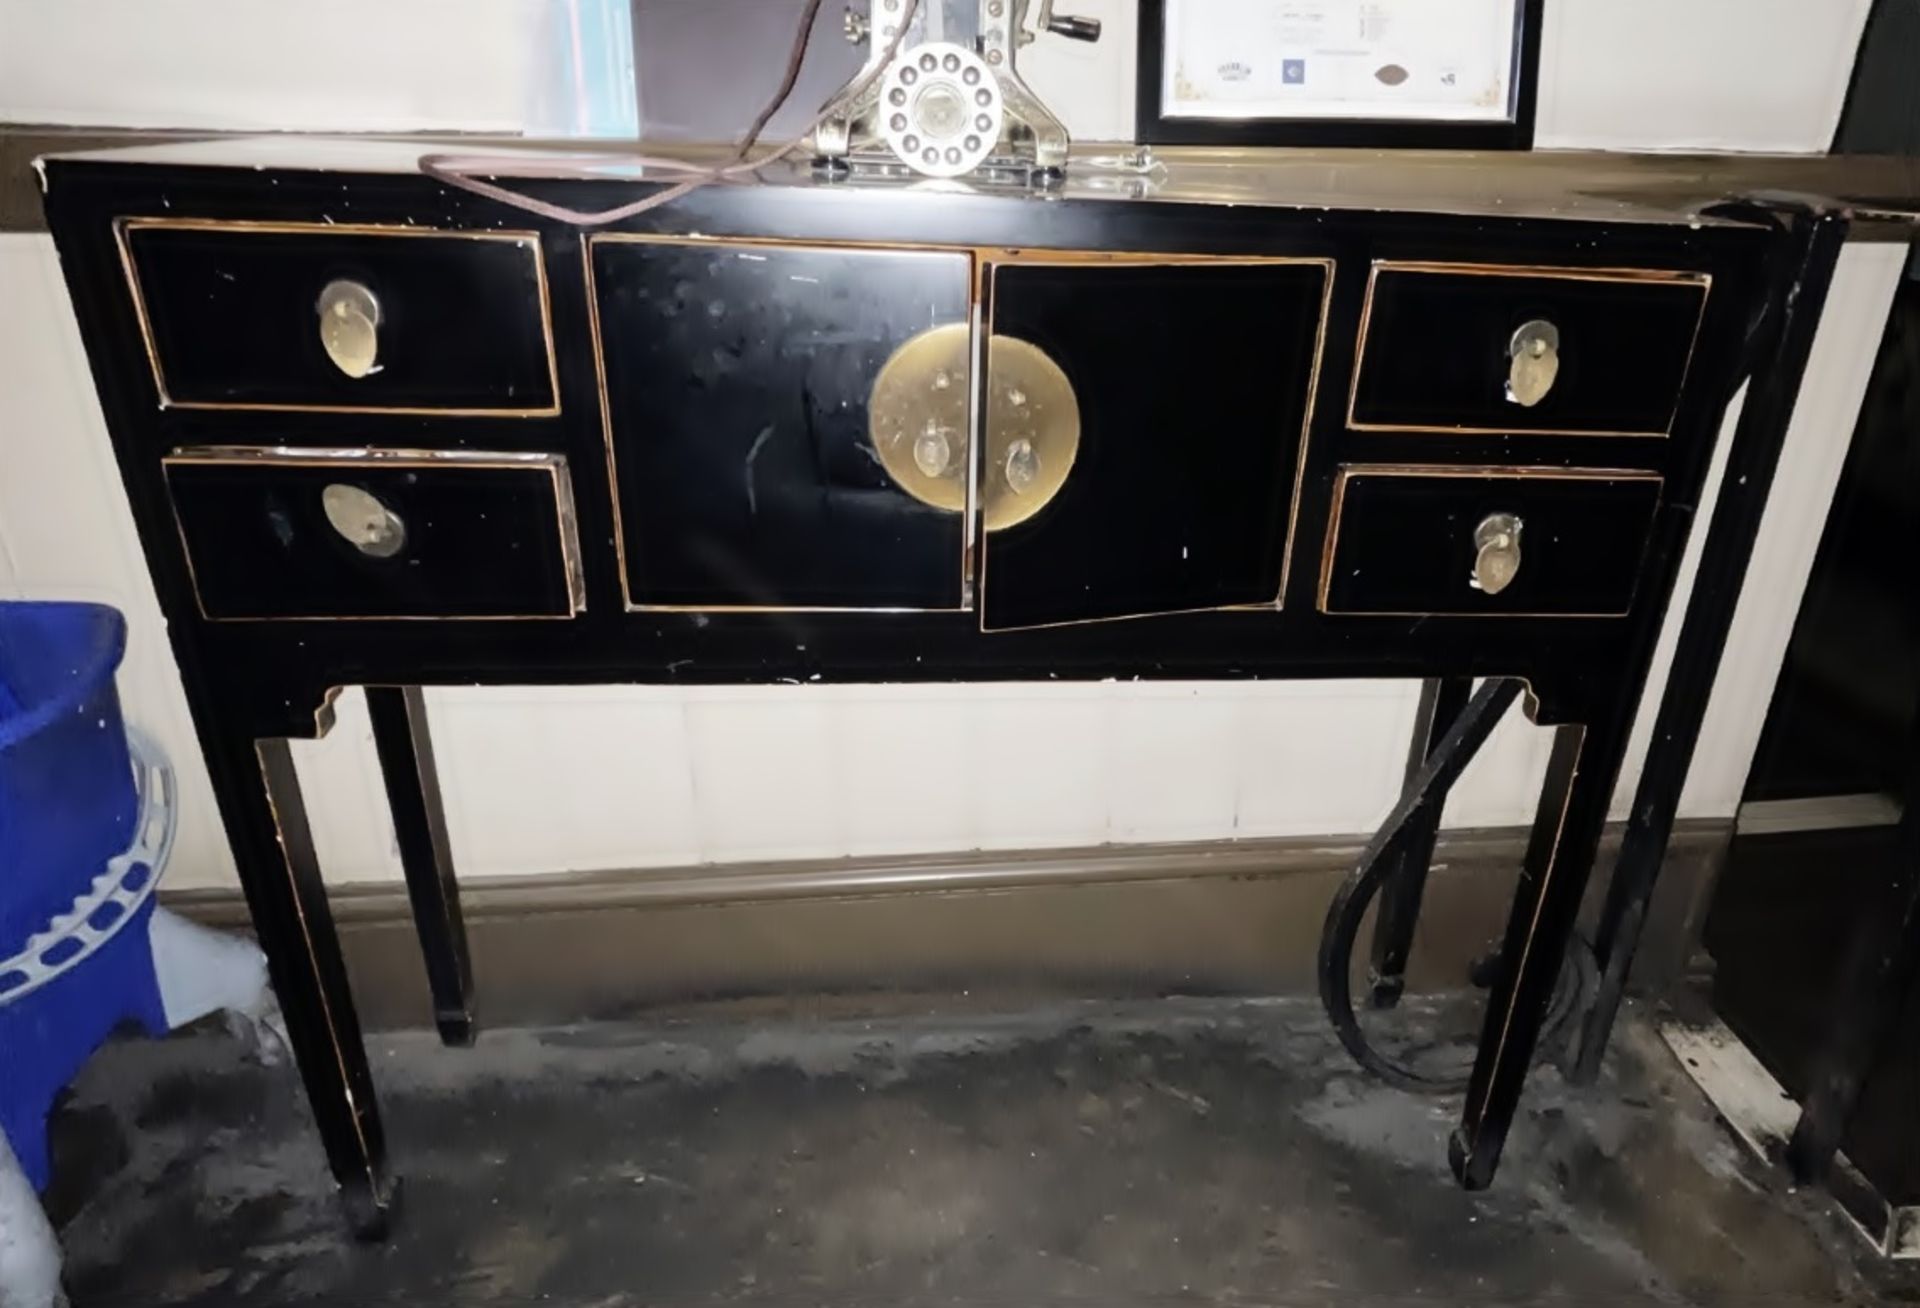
[0,601,171,1190]
[0,601,137,952]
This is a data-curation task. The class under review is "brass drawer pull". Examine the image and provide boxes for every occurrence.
[1471,512,1524,595]
[317,279,382,379]
[1505,319,1559,407]
[321,482,406,558]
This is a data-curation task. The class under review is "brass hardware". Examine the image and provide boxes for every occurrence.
[984,335,1077,530]
[317,279,381,379]
[868,323,969,517]
[869,323,1080,532]
[1471,512,1524,596]
[1505,320,1559,408]
[321,482,406,558]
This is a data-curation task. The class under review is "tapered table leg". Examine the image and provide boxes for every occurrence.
[1451,720,1624,1190]
[1369,677,1474,1008]
[367,686,475,1047]
[213,732,395,1237]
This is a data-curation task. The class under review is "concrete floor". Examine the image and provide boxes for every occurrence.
[41,995,1919,1305]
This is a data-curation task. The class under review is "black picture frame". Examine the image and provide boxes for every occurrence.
[1136,0,1542,150]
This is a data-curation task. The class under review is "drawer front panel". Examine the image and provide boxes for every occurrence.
[981,259,1330,630]
[165,452,583,620]
[591,236,970,611]
[121,221,558,413]
[1349,264,1709,436]
[1321,467,1663,617]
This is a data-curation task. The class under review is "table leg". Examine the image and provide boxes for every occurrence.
[212,732,394,1237]
[1451,718,1622,1190]
[367,686,475,1047]
[1369,677,1474,1008]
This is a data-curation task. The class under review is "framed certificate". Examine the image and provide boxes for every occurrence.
[1137,0,1542,149]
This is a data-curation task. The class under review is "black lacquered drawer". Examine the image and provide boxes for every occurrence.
[164,450,584,620]
[1348,263,1709,436]
[1320,466,1663,617]
[120,220,558,414]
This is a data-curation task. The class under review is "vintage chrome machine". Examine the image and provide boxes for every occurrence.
[813,0,1102,182]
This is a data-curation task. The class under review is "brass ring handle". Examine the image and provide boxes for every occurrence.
[317,279,382,379]
[1471,512,1523,596]
[868,323,1080,531]
[321,483,407,558]
[1505,319,1559,408]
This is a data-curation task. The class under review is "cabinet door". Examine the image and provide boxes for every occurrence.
[591,237,971,610]
[980,261,1329,630]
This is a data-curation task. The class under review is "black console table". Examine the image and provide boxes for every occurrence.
[39,140,1845,1235]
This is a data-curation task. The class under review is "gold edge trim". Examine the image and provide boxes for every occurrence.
[113,218,172,407]
[1666,273,1716,435]
[977,254,1336,634]
[1343,262,1381,438]
[590,231,974,616]
[962,255,986,606]
[583,231,630,613]
[1471,723,1588,1140]
[249,740,377,1190]
[546,460,587,616]
[152,400,563,418]
[1344,261,1713,438]
[200,614,582,625]
[976,265,999,635]
[121,217,545,241]
[1274,259,1337,611]
[1331,463,1664,480]
[978,600,1290,635]
[162,449,580,622]
[628,604,966,615]
[1315,464,1665,618]
[116,216,562,418]
[1369,260,1713,284]
[162,446,567,467]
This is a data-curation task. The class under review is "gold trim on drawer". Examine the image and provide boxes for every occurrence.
[976,253,1335,633]
[1345,260,1711,438]
[1317,463,1666,619]
[161,446,585,622]
[116,218,562,417]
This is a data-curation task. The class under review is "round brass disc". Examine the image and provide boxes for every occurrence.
[869,323,970,515]
[981,334,1078,532]
[868,324,1080,532]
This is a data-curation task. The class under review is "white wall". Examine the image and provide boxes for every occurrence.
[0,0,1899,892]
[0,0,1874,150]
[1027,0,1872,149]
[0,1,548,134]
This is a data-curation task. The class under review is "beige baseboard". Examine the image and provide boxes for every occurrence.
[165,819,1731,1030]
